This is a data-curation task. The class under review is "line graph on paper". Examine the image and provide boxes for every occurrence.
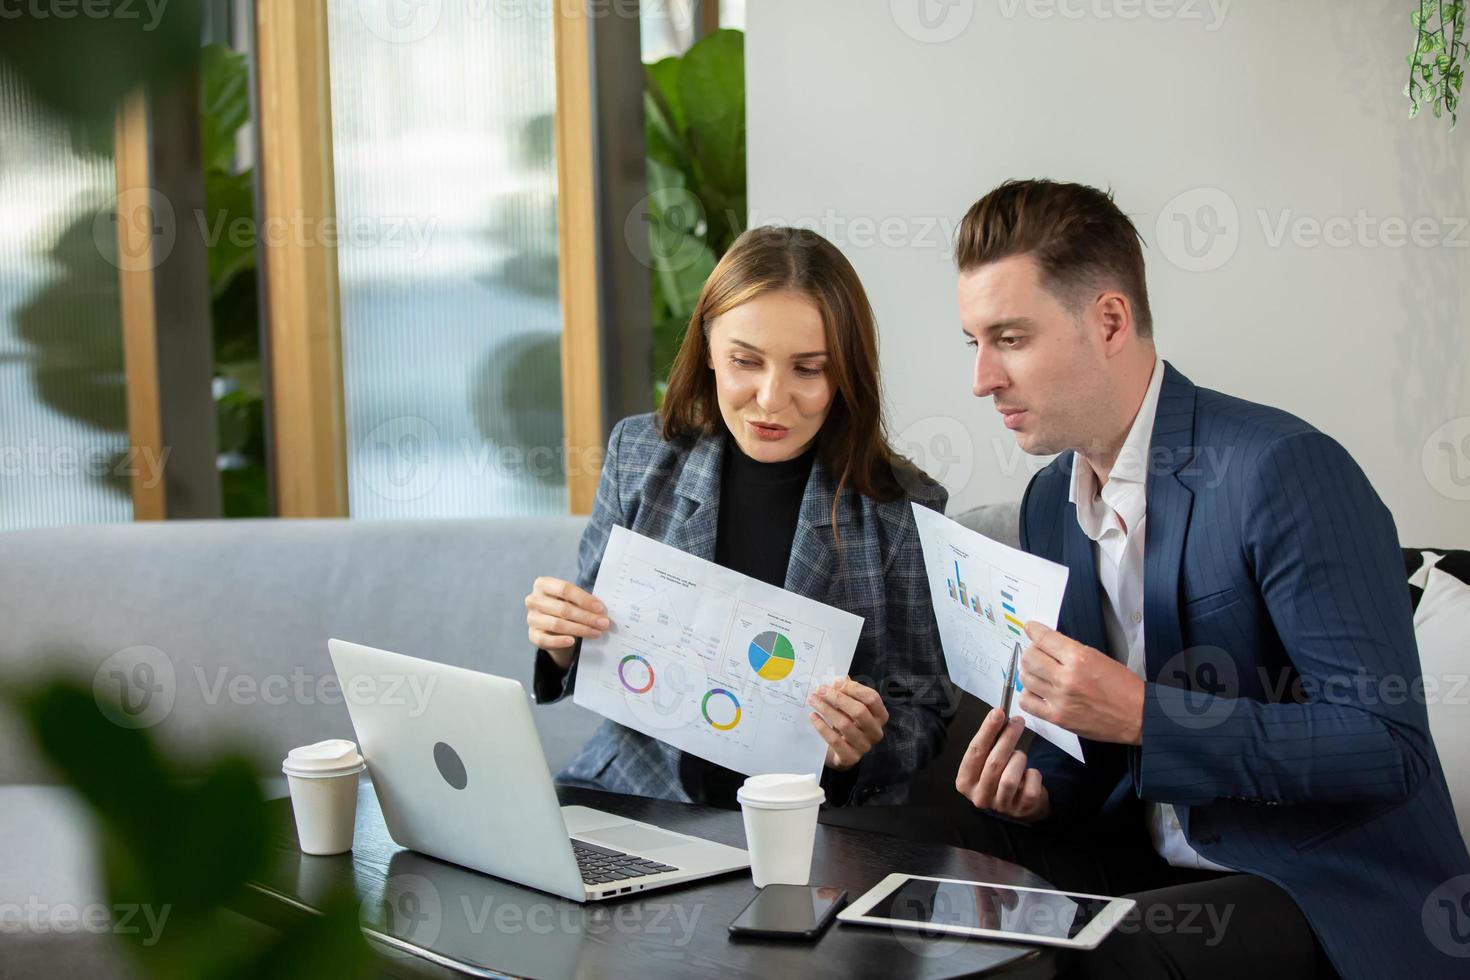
[611,554,733,663]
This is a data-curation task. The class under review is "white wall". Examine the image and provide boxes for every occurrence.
[746,0,1470,548]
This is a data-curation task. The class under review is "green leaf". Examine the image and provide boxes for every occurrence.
[0,1,204,122]
[652,312,693,387]
[5,673,369,978]
[644,90,688,172]
[200,43,252,175]
[66,112,115,159]
[678,29,747,202]
[203,168,259,298]
[227,891,373,980]
[13,678,173,843]
[651,224,716,304]
[645,56,686,135]
[218,360,264,401]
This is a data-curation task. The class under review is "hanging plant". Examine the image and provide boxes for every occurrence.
[1406,0,1467,127]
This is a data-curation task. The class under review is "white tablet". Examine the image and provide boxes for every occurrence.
[837,874,1136,951]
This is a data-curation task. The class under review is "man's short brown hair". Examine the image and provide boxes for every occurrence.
[955,179,1153,338]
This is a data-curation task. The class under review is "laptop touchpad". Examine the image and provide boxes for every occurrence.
[579,824,689,854]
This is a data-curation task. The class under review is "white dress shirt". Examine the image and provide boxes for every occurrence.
[1067,357,1232,872]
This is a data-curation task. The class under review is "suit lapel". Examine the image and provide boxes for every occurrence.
[1142,362,1199,681]
[666,431,724,562]
[782,450,848,605]
[1059,453,1110,654]
[667,431,845,606]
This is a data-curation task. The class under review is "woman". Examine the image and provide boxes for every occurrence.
[525,226,949,808]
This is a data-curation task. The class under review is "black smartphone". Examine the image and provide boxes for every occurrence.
[728,884,848,941]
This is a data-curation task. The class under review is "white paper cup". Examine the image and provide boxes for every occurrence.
[737,773,825,887]
[283,739,366,856]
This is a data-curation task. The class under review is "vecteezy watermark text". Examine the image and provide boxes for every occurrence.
[0,900,171,947]
[0,0,171,31]
[0,441,169,487]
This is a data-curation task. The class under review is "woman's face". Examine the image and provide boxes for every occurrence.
[705,290,835,463]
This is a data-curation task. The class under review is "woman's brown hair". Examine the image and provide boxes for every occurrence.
[660,226,909,522]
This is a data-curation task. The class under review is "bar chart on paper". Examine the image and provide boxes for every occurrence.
[912,504,1084,762]
[940,554,1044,695]
[946,560,1042,643]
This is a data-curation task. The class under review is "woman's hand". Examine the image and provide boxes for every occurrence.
[525,576,611,670]
[807,677,890,771]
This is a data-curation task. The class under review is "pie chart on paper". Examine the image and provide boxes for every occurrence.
[747,630,797,681]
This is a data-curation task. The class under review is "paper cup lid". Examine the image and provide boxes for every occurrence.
[282,739,364,777]
[737,773,825,810]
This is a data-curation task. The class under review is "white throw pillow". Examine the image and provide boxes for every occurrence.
[1409,550,1470,844]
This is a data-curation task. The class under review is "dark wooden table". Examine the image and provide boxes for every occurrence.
[234,782,1059,979]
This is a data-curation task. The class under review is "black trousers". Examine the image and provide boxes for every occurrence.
[823,805,1337,980]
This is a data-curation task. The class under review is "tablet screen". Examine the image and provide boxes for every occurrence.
[865,878,1115,940]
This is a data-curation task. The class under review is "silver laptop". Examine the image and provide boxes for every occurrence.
[327,639,750,903]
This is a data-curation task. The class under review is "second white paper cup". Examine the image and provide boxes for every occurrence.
[738,773,824,887]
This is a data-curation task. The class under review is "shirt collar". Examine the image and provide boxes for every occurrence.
[1069,356,1164,538]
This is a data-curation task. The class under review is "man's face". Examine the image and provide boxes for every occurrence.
[958,254,1110,456]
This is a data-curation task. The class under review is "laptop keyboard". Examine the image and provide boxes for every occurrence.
[572,839,680,886]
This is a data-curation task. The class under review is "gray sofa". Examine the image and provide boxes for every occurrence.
[0,504,1020,978]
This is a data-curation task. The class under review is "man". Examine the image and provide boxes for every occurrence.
[940,180,1467,977]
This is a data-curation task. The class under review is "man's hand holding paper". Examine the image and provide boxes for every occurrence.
[1017,622,1145,745]
[909,504,1085,762]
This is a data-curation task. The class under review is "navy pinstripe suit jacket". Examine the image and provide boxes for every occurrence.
[1020,362,1470,978]
[535,412,952,807]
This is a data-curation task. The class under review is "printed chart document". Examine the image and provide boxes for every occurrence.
[911,504,1084,762]
[574,526,863,776]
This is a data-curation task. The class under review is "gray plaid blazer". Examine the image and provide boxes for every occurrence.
[533,412,951,806]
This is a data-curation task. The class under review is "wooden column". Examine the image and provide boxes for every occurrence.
[115,92,166,521]
[554,1,605,515]
[254,0,349,517]
[114,83,221,521]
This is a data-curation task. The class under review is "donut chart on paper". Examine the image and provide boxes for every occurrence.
[701,688,742,731]
[747,630,797,681]
[618,654,655,694]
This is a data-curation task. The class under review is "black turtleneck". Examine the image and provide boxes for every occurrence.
[714,436,818,588]
[679,436,819,807]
